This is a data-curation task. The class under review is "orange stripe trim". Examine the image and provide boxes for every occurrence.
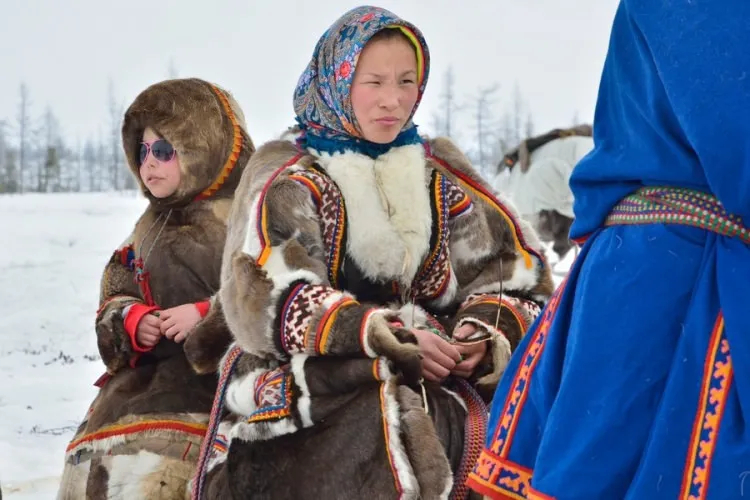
[66,419,207,452]
[194,85,243,201]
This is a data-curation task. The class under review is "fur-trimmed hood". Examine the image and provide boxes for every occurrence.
[122,78,255,208]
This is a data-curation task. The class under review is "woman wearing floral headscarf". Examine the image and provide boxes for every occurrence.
[190,6,553,499]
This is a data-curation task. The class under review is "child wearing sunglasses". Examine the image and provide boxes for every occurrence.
[56,78,255,499]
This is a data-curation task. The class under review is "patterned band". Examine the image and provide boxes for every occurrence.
[605,186,750,244]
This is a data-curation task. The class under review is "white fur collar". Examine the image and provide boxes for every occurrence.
[315,144,432,285]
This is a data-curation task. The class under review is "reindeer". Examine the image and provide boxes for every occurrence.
[493,125,594,262]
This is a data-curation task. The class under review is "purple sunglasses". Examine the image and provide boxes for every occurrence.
[139,139,176,165]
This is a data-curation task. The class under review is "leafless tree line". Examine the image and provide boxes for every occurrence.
[2,63,576,194]
[0,73,152,195]
[429,66,580,180]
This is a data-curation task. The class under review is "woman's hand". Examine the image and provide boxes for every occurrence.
[160,304,202,343]
[410,328,462,383]
[451,323,489,378]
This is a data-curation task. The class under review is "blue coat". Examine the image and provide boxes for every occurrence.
[469,1,750,498]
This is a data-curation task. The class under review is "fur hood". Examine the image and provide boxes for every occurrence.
[122,78,255,208]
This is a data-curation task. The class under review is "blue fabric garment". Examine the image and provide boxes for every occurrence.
[470,1,750,498]
[570,0,750,237]
[292,5,430,157]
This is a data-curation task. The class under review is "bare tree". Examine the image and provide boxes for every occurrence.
[168,57,179,79]
[107,79,125,190]
[470,83,500,178]
[17,83,31,193]
[430,66,462,140]
[39,106,62,192]
[71,138,82,192]
[97,130,107,191]
[0,120,13,193]
[524,112,534,139]
[82,138,97,192]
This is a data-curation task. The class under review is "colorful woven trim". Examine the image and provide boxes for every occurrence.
[247,366,295,423]
[450,378,488,500]
[605,186,750,244]
[192,345,243,500]
[193,85,244,201]
[679,314,733,500]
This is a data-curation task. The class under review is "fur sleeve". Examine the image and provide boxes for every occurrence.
[428,137,555,388]
[95,241,146,373]
[220,141,420,370]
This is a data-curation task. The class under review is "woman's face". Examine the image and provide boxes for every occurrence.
[351,35,420,144]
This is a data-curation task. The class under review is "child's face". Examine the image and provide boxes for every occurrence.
[139,127,181,198]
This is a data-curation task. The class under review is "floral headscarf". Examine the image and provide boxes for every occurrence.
[293,5,430,157]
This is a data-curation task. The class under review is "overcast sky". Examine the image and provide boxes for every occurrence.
[0,0,619,148]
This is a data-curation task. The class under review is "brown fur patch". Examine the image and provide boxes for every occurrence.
[220,252,278,357]
[86,460,108,499]
[210,197,233,223]
[366,317,422,384]
[537,209,575,259]
[396,385,454,497]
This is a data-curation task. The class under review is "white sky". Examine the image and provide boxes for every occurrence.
[0,0,620,148]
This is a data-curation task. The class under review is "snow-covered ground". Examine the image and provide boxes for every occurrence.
[0,192,148,498]
[0,191,572,498]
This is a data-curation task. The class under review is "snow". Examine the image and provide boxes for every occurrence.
[0,192,147,498]
[0,191,572,498]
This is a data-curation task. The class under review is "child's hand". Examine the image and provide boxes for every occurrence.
[136,313,162,348]
[160,304,202,343]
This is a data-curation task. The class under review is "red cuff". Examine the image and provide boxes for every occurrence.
[124,303,160,352]
[194,300,211,318]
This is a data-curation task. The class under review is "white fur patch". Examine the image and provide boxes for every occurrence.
[225,366,267,417]
[262,244,293,279]
[450,235,494,265]
[469,282,504,296]
[269,268,322,294]
[360,309,391,358]
[395,303,429,329]
[502,254,541,292]
[381,381,420,499]
[439,475,454,500]
[230,418,298,442]
[375,357,396,381]
[105,450,163,498]
[318,145,432,284]
[242,194,263,258]
[204,421,235,472]
[441,387,468,413]
[290,354,313,428]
